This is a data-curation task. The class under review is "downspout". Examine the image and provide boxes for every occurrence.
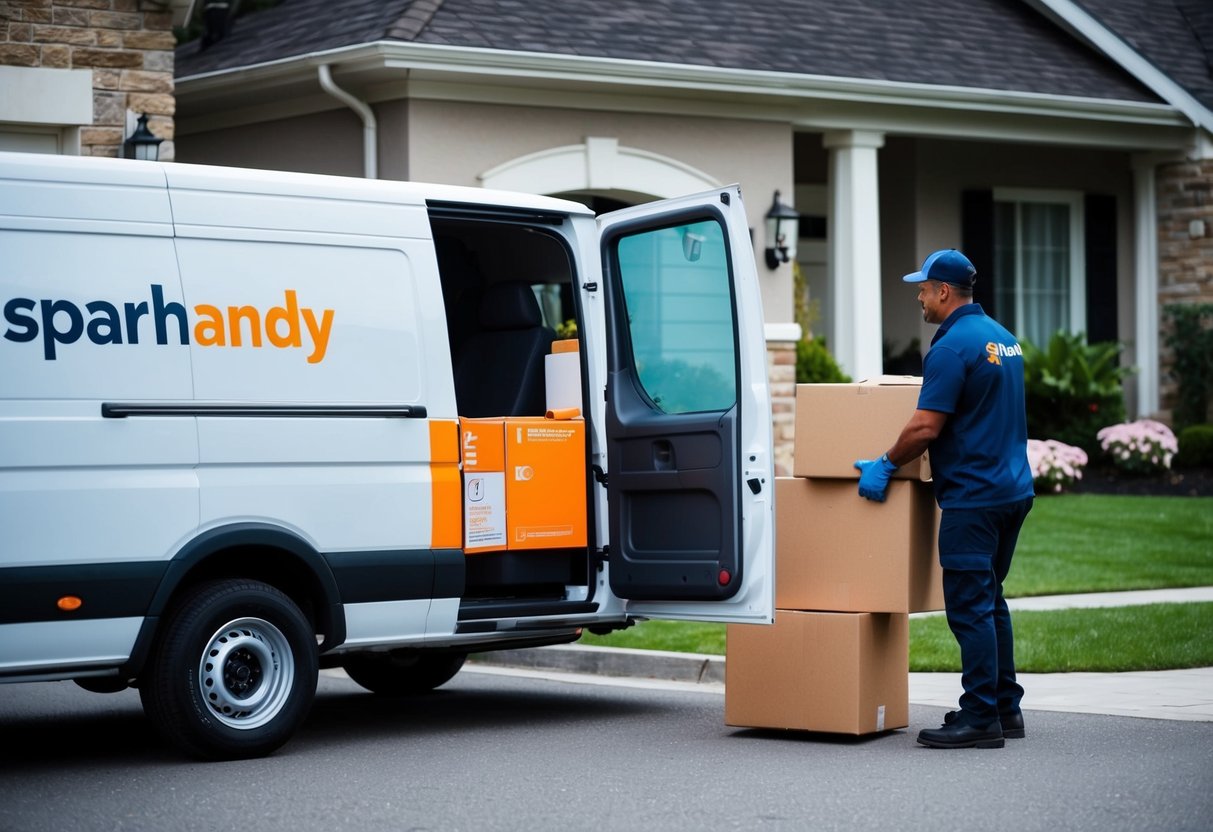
[318,63,377,179]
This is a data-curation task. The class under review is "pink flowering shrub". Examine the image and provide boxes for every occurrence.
[1027,439,1089,493]
[1096,419,1177,475]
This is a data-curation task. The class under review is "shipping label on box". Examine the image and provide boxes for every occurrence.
[774,477,943,613]
[460,418,507,553]
[505,417,587,550]
[793,376,931,480]
[725,610,909,735]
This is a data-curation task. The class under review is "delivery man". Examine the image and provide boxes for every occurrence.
[853,248,1034,749]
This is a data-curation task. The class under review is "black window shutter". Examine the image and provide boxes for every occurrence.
[1084,194,1118,344]
[961,189,995,316]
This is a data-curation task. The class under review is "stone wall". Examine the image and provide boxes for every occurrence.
[767,339,797,476]
[0,0,175,159]
[1156,156,1213,422]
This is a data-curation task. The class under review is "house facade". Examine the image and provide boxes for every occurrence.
[4,0,1211,473]
[0,0,177,159]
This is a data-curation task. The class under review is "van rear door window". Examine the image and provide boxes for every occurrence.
[614,219,737,415]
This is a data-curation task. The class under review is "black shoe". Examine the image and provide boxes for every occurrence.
[918,719,1004,749]
[944,709,1025,739]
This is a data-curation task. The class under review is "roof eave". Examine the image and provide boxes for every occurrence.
[175,40,1191,130]
[1024,0,1213,134]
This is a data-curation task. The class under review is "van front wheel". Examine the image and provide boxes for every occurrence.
[139,580,318,760]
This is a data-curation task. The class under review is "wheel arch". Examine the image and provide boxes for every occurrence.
[122,523,345,679]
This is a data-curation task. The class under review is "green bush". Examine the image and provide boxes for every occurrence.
[1021,331,1133,454]
[796,336,851,384]
[1176,424,1213,468]
[1163,304,1213,430]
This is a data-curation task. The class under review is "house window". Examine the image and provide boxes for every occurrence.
[992,189,1086,346]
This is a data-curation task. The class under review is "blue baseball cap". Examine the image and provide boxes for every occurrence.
[902,249,976,286]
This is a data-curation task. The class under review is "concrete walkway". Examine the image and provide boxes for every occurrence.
[940,585,1213,614]
[468,587,1213,723]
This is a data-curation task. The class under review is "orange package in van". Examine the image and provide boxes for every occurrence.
[504,417,587,550]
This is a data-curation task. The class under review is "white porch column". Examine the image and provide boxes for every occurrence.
[1131,155,1159,418]
[824,130,885,380]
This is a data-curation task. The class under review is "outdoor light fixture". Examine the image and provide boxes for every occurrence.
[124,112,163,161]
[764,190,799,269]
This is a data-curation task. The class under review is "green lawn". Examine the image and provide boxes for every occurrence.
[579,494,1213,671]
[909,603,1213,672]
[581,603,1213,672]
[1006,494,1213,597]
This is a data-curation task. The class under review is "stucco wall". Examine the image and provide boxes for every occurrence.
[405,98,796,325]
[176,108,363,176]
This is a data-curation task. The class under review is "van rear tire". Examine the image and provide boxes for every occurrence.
[139,579,318,761]
[342,650,466,696]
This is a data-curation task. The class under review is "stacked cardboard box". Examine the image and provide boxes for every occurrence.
[726,377,943,735]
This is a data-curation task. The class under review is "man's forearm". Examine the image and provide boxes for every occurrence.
[886,409,947,467]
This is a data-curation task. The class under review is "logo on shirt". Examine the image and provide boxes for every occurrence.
[985,341,1022,366]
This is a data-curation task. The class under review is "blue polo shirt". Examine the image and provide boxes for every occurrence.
[918,304,1035,509]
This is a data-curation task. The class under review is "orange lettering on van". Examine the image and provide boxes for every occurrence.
[266,290,302,348]
[228,306,263,348]
[302,307,334,364]
[194,304,226,346]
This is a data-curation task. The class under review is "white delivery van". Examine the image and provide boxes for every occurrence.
[0,151,774,760]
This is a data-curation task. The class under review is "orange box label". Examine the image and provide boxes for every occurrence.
[460,418,507,552]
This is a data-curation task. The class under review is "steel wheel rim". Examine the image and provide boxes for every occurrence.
[198,617,295,730]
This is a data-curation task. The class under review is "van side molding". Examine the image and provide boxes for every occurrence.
[101,402,427,419]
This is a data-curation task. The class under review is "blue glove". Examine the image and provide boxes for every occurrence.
[854,454,898,502]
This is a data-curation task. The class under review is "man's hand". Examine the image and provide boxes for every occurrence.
[854,454,898,502]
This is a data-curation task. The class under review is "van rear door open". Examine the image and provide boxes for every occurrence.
[598,187,774,624]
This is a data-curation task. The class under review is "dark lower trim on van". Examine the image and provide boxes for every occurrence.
[324,548,465,604]
[101,402,426,418]
[0,561,168,624]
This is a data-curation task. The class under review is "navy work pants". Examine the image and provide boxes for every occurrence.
[938,497,1034,724]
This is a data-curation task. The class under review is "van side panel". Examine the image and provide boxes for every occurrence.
[169,183,461,646]
[174,239,425,401]
[0,162,199,675]
[0,619,143,676]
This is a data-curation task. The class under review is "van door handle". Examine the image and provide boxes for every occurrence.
[653,440,674,470]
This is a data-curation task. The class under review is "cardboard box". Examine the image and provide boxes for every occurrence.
[775,477,943,613]
[504,416,587,550]
[726,610,909,735]
[793,376,931,480]
[460,418,507,553]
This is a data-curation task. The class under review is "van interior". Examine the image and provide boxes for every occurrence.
[429,211,593,611]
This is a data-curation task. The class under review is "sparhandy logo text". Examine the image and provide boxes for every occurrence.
[3,285,334,363]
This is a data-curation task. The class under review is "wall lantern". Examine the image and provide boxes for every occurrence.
[124,112,163,161]
[764,190,799,269]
